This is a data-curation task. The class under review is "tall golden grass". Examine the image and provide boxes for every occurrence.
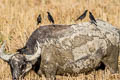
[0,0,120,80]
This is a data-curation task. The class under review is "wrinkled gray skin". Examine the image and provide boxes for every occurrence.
[0,19,120,80]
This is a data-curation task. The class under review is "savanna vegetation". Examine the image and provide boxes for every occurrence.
[0,0,120,80]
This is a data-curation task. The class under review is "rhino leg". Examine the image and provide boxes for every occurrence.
[102,45,119,73]
[42,63,57,80]
[35,69,42,77]
[32,57,42,76]
[102,59,118,73]
[44,73,56,80]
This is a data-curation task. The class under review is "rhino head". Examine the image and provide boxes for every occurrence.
[0,41,41,80]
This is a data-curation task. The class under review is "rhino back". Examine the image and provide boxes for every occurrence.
[41,19,120,58]
[23,25,71,54]
[39,20,120,74]
[20,19,120,57]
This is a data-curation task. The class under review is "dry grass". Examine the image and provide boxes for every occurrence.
[0,0,120,80]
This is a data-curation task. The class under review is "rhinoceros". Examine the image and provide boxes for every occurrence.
[0,19,120,80]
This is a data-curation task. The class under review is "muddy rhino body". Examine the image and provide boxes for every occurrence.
[0,20,120,80]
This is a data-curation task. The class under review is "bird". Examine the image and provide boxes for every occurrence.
[37,14,42,25]
[76,10,88,21]
[89,11,97,26]
[47,12,54,24]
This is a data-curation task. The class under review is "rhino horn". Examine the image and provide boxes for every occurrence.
[0,41,14,62]
[25,41,41,61]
